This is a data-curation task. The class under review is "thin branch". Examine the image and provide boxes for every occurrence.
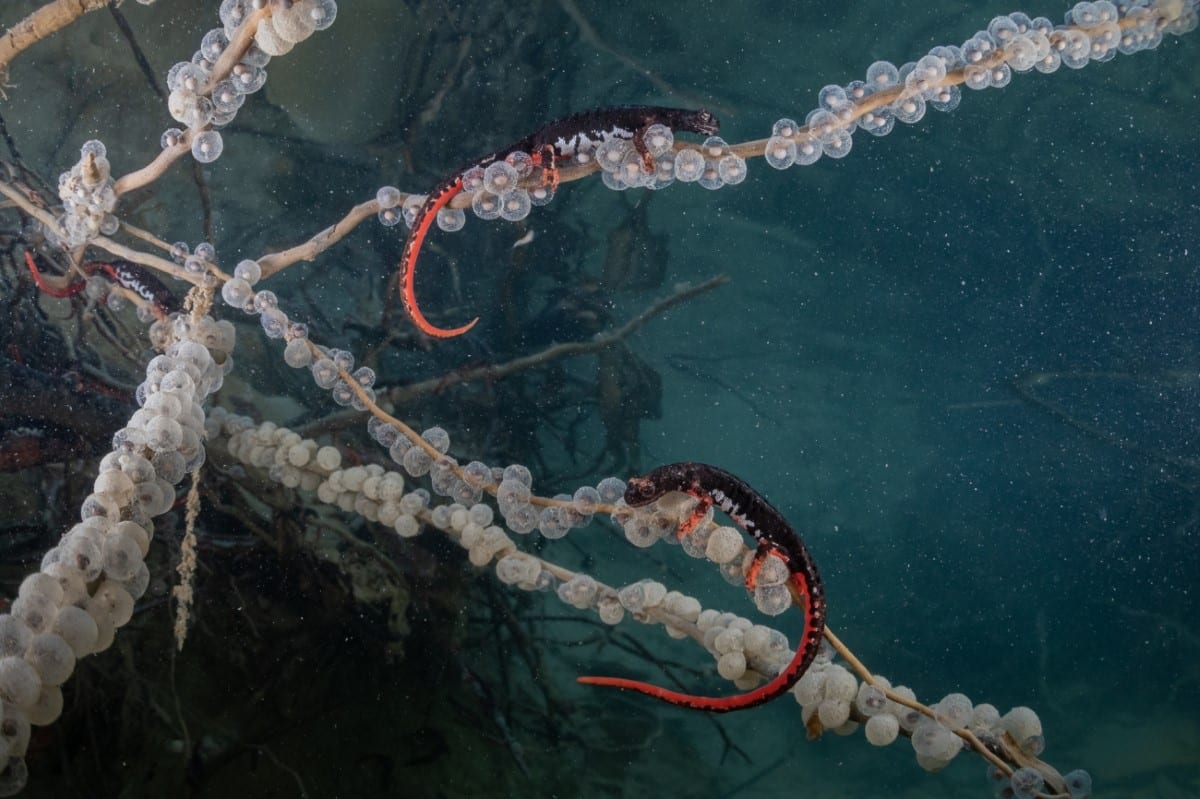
[0,0,112,91]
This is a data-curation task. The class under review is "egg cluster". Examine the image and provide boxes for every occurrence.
[763,0,1198,170]
[793,660,1093,796]
[0,316,229,795]
[374,119,748,241]
[252,0,338,56]
[212,413,558,584]
[51,140,118,249]
[164,0,338,164]
[609,495,794,617]
[596,131,748,193]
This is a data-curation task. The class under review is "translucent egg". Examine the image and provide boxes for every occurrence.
[855,683,887,716]
[701,526,741,564]
[594,138,630,173]
[211,79,244,115]
[817,698,851,728]
[821,129,853,158]
[495,554,539,586]
[160,128,185,149]
[1059,29,1092,69]
[538,507,569,540]
[166,62,206,95]
[508,503,540,535]
[0,616,32,659]
[272,4,317,43]
[717,651,747,680]
[50,607,97,659]
[101,532,144,582]
[284,338,313,368]
[221,277,253,307]
[962,32,997,64]
[666,593,701,621]
[421,427,451,453]
[595,477,624,503]
[258,307,286,339]
[911,717,956,759]
[504,150,534,176]
[471,190,501,220]
[648,155,675,188]
[309,0,338,31]
[200,27,230,61]
[377,206,403,227]
[673,149,705,182]
[866,60,900,87]
[790,667,825,707]
[91,614,115,654]
[498,188,531,221]
[40,563,88,607]
[93,469,135,504]
[254,19,295,56]
[1,705,31,758]
[11,592,57,638]
[1005,36,1040,72]
[496,479,530,513]
[556,575,597,609]
[233,258,262,284]
[18,575,63,608]
[0,657,42,710]
[596,595,624,625]
[1002,706,1044,755]
[151,449,187,484]
[309,358,339,390]
[191,131,224,164]
[893,95,926,124]
[146,416,184,453]
[482,161,519,194]
[401,447,432,478]
[764,136,797,170]
[933,692,973,730]
[387,513,417,539]
[436,207,466,232]
[765,119,795,140]
[717,155,747,185]
[988,15,1021,45]
[616,151,651,186]
[963,65,991,90]
[1063,769,1093,799]
[1009,766,1044,799]
[795,132,823,163]
[230,62,267,94]
[929,84,962,112]
[25,634,75,687]
[88,581,134,628]
[864,712,900,745]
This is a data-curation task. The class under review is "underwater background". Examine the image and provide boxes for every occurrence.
[0,0,1197,796]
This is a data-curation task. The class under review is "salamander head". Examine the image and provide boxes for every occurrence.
[682,109,720,136]
[623,475,662,508]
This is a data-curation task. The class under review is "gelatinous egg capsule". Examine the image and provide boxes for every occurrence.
[471,190,501,220]
[436,207,466,232]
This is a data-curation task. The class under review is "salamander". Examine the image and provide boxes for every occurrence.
[24,251,179,318]
[398,105,719,338]
[578,462,826,713]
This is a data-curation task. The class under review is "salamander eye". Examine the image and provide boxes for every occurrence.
[693,110,720,134]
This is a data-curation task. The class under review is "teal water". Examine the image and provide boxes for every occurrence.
[0,0,1197,796]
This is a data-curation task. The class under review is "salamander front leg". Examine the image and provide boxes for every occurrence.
[632,127,657,173]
